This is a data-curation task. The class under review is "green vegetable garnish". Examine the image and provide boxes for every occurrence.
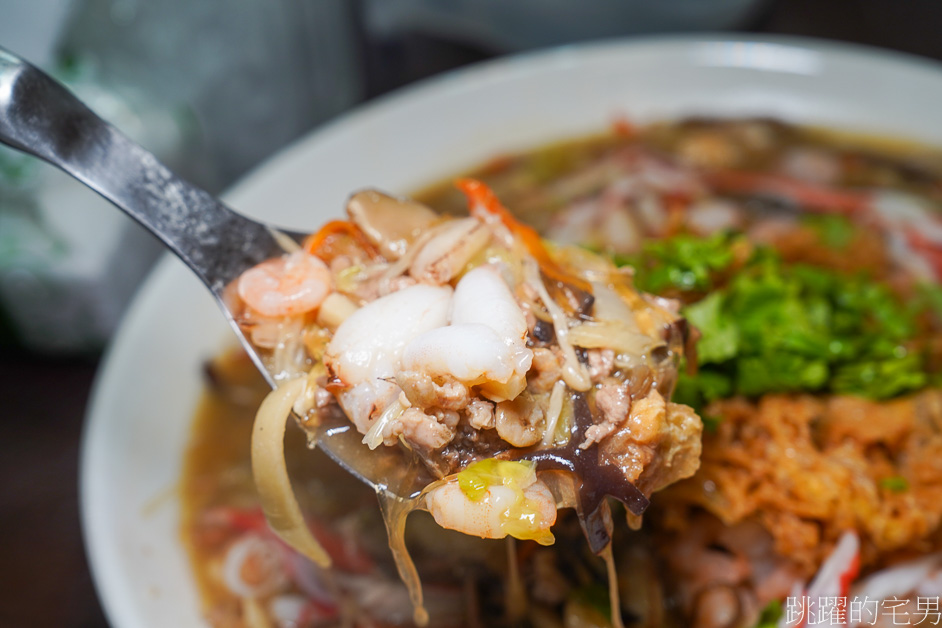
[623,233,931,408]
[756,600,783,628]
[684,291,739,364]
[619,231,741,293]
[914,283,942,323]
[832,353,926,399]
[674,370,733,411]
[802,214,856,249]
[699,413,724,434]
[879,475,910,493]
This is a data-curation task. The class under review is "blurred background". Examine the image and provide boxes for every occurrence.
[2,0,942,626]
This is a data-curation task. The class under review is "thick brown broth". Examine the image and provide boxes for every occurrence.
[415,121,942,227]
[182,351,518,626]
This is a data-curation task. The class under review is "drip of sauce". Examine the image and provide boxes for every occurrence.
[512,390,641,628]
[312,415,436,626]
[601,543,625,628]
[505,537,528,622]
[376,492,429,626]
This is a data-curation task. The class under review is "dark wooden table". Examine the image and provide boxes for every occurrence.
[3,1,942,626]
[0,356,106,628]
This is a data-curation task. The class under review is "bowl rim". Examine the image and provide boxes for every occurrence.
[240,31,942,168]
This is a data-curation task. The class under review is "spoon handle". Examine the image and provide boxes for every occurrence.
[0,47,281,293]
[0,48,413,495]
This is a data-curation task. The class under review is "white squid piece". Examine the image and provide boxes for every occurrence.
[450,264,528,343]
[400,265,533,402]
[401,324,516,384]
[325,284,452,432]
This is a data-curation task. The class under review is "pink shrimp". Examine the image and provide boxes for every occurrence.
[238,250,332,317]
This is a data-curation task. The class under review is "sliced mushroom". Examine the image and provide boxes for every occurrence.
[347,189,439,260]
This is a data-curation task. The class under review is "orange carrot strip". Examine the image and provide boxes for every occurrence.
[455,178,592,293]
[612,114,636,138]
[303,219,378,259]
[706,169,871,214]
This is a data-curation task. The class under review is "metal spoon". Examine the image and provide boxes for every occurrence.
[0,46,417,497]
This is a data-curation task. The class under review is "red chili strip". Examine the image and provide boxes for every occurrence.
[455,178,592,293]
[706,169,871,215]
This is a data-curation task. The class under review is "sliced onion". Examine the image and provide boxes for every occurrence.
[242,597,274,628]
[362,398,405,450]
[251,377,331,568]
[568,320,652,355]
[270,228,303,254]
[268,595,308,627]
[525,261,591,391]
[541,380,567,448]
[315,292,358,332]
[591,281,635,323]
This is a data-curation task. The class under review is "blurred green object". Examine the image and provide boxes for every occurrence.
[0,0,363,353]
[625,234,931,409]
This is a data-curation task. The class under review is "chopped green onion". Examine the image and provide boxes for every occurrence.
[622,233,931,408]
[756,600,783,628]
[618,231,741,294]
[879,476,910,493]
[802,214,855,249]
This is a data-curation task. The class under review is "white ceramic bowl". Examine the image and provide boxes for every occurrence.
[81,36,942,627]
